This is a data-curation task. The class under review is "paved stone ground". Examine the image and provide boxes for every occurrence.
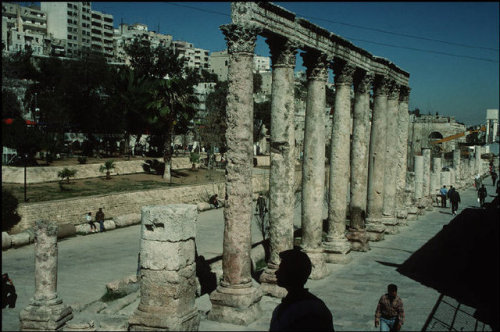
[2,176,497,331]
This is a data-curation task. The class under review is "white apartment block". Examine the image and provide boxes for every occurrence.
[2,2,48,55]
[193,82,216,123]
[172,40,210,72]
[209,49,270,82]
[90,9,114,59]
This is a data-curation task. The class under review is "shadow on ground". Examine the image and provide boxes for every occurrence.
[396,197,499,330]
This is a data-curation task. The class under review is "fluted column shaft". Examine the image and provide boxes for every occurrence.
[324,60,355,263]
[475,145,482,175]
[382,81,400,220]
[453,149,461,186]
[395,87,410,216]
[422,148,432,198]
[414,155,424,200]
[301,50,329,279]
[350,71,373,229]
[431,157,442,192]
[208,24,262,325]
[260,37,297,298]
[367,75,389,223]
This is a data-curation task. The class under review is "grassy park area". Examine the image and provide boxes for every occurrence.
[3,168,225,203]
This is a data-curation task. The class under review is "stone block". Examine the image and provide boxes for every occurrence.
[65,318,96,331]
[113,213,141,228]
[23,228,35,243]
[129,307,200,331]
[197,202,211,212]
[57,223,76,239]
[103,219,116,231]
[11,231,30,247]
[19,302,73,331]
[97,316,129,331]
[141,205,197,242]
[106,274,140,297]
[2,232,12,249]
[346,230,370,252]
[141,239,195,271]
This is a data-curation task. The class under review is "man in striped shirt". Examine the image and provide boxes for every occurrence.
[375,284,405,331]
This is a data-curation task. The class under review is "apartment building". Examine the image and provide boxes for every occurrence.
[209,49,271,82]
[113,23,173,64]
[2,2,48,55]
[90,9,114,59]
[172,40,210,72]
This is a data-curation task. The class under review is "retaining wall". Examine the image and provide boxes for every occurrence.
[10,172,279,234]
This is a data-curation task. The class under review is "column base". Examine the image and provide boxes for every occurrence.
[259,265,287,298]
[208,282,262,325]
[407,206,418,215]
[345,229,370,252]
[302,248,329,279]
[365,222,386,242]
[129,307,200,331]
[381,216,399,235]
[323,238,352,264]
[396,208,408,220]
[20,297,73,331]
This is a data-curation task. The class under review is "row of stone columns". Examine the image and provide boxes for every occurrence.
[207,23,413,324]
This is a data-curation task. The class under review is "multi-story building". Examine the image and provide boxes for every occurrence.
[193,82,216,124]
[2,2,48,55]
[172,40,209,72]
[209,49,271,82]
[90,9,114,60]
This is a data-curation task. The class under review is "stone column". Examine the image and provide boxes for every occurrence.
[20,220,73,331]
[431,157,442,194]
[259,36,297,298]
[381,81,400,234]
[129,205,199,330]
[475,145,482,175]
[453,149,461,187]
[207,24,262,325]
[300,50,329,279]
[422,148,432,207]
[414,155,424,201]
[347,70,373,252]
[366,74,389,241]
[395,87,410,221]
[324,60,355,263]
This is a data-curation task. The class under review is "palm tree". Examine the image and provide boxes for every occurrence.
[57,168,77,183]
[99,160,115,180]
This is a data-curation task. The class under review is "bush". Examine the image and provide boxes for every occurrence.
[58,168,77,183]
[2,189,21,232]
[190,152,200,164]
[77,156,87,164]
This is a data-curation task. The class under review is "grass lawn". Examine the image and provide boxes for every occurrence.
[3,168,225,203]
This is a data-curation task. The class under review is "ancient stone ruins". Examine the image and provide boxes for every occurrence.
[18,2,489,330]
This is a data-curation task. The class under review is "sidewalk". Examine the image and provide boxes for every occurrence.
[2,179,497,331]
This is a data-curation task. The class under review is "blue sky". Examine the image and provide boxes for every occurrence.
[32,2,500,126]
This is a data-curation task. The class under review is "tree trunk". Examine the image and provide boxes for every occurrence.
[124,132,131,159]
[134,134,142,156]
[106,170,110,180]
[162,124,173,182]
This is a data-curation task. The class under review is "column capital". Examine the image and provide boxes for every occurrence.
[332,60,356,86]
[387,80,400,101]
[266,36,298,68]
[301,51,328,81]
[220,24,260,54]
[373,75,389,97]
[353,70,374,94]
[399,86,411,103]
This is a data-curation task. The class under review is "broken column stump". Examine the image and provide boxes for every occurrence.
[19,220,73,331]
[128,205,200,331]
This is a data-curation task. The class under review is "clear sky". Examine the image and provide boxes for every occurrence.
[32,2,500,126]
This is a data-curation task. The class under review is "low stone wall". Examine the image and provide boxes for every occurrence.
[2,157,192,184]
[11,172,273,234]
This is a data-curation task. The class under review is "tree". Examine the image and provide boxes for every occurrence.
[99,160,116,180]
[2,89,22,119]
[200,81,228,153]
[57,168,77,183]
[125,38,200,181]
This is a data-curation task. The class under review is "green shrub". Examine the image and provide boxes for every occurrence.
[2,189,21,232]
[58,168,77,183]
[190,152,200,164]
[77,156,87,164]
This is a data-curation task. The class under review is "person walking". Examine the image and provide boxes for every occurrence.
[209,194,220,209]
[270,248,334,331]
[2,273,17,309]
[474,174,481,191]
[86,212,97,233]
[375,284,404,332]
[478,184,487,208]
[448,186,461,215]
[491,170,497,186]
[96,208,105,232]
[439,186,448,208]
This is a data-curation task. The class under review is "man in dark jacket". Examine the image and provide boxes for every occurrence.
[478,184,487,207]
[448,186,461,215]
